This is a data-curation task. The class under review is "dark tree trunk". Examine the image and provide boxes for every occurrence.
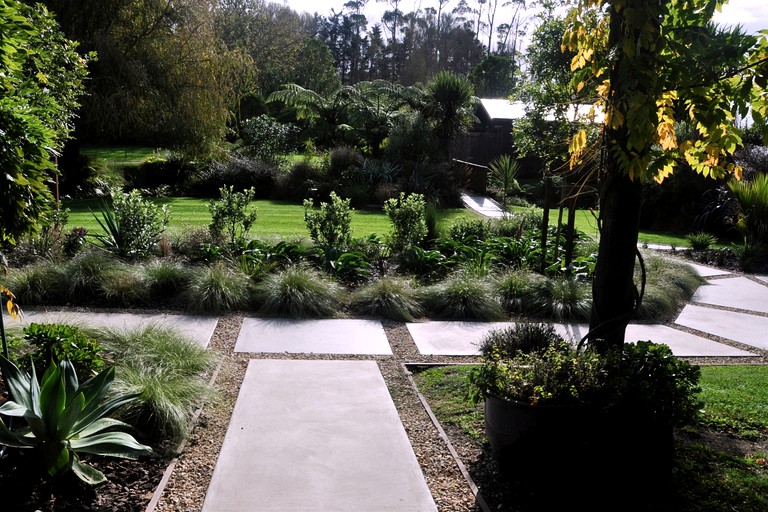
[589,169,643,353]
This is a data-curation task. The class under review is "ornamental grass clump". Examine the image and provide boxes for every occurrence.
[255,265,342,319]
[349,276,423,322]
[421,273,506,321]
[494,270,547,315]
[185,263,251,313]
[98,325,218,445]
[2,261,67,305]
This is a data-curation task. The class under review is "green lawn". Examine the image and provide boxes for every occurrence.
[81,145,158,166]
[64,197,480,240]
[64,195,699,246]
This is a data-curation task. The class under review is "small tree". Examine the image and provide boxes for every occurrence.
[384,192,427,251]
[303,192,353,249]
[208,186,258,246]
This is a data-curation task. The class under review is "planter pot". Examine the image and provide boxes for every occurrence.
[484,395,675,507]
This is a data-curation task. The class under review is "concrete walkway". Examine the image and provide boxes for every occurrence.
[202,360,437,512]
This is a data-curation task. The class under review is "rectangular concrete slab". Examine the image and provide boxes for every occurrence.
[3,310,217,348]
[407,321,513,355]
[561,324,756,357]
[202,359,437,512]
[408,321,754,358]
[676,304,768,351]
[692,277,768,314]
[686,262,732,278]
[235,318,392,355]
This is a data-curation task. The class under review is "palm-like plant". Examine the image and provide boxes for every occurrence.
[422,71,478,160]
[728,172,768,245]
[0,357,151,484]
[488,154,522,214]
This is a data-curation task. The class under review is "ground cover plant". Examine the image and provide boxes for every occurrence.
[412,363,768,512]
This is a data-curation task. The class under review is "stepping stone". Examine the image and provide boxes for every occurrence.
[3,310,217,348]
[560,324,755,357]
[235,318,392,355]
[408,321,754,358]
[756,276,768,284]
[407,321,512,355]
[202,359,437,512]
[692,276,768,314]
[676,304,768,351]
[686,262,731,278]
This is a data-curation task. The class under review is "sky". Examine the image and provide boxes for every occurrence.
[281,0,768,37]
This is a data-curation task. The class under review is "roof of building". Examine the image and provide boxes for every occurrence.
[477,98,604,124]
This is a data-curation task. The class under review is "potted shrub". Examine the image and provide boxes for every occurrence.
[468,323,702,507]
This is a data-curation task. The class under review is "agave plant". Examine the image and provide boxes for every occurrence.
[0,357,152,485]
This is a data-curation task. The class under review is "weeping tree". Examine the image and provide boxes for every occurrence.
[565,0,768,352]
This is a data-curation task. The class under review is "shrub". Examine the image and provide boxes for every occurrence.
[255,265,341,319]
[58,154,121,198]
[349,277,423,322]
[124,153,199,195]
[384,112,440,163]
[197,155,278,198]
[63,226,88,257]
[384,192,428,251]
[488,154,521,212]
[98,325,218,444]
[273,160,324,201]
[185,263,251,313]
[328,146,363,180]
[208,185,259,246]
[421,273,506,321]
[16,323,104,381]
[396,246,450,281]
[686,231,718,251]
[91,190,171,259]
[728,172,768,245]
[240,114,299,165]
[448,217,495,242]
[478,322,562,360]
[303,192,353,249]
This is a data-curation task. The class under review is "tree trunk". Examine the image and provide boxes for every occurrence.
[589,171,643,353]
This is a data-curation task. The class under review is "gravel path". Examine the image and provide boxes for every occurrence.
[149,309,768,512]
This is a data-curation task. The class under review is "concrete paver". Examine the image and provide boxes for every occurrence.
[676,304,768,351]
[685,262,732,278]
[408,320,755,357]
[692,276,768,314]
[461,192,505,219]
[202,359,437,512]
[235,318,392,355]
[756,275,768,284]
[3,310,218,348]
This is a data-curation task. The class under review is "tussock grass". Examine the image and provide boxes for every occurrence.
[495,270,547,315]
[100,265,148,307]
[185,263,251,313]
[421,273,506,321]
[63,251,120,301]
[255,265,342,319]
[349,276,423,322]
[98,325,218,444]
[639,255,705,320]
[3,262,68,305]
[530,277,592,322]
[142,259,192,300]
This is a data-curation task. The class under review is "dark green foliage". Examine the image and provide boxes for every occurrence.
[384,113,440,163]
[687,231,718,251]
[274,160,325,201]
[63,227,88,257]
[478,322,562,360]
[328,146,364,180]
[349,277,423,322]
[0,358,151,485]
[729,172,768,245]
[125,154,199,195]
[529,277,592,321]
[142,260,192,301]
[421,274,506,321]
[255,265,341,319]
[3,262,68,305]
[17,323,104,382]
[100,265,148,307]
[240,115,299,165]
[495,270,548,314]
[64,251,121,302]
[448,218,495,242]
[196,156,278,198]
[396,246,450,281]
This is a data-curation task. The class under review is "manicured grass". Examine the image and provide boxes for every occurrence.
[699,365,768,436]
[413,363,768,511]
[81,145,158,166]
[63,197,480,240]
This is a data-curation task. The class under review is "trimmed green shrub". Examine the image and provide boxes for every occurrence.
[16,322,104,381]
[196,155,278,198]
[255,265,341,319]
[303,192,353,249]
[349,277,423,322]
[384,192,428,251]
[208,185,259,246]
